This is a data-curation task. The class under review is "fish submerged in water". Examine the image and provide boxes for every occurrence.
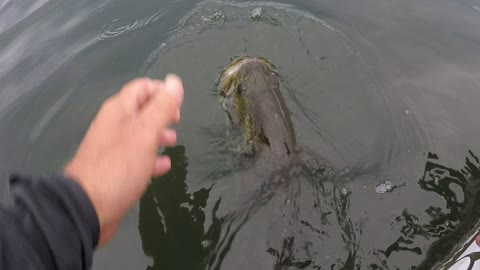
[218,56,296,170]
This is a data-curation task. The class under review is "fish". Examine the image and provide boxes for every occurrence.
[218,55,296,170]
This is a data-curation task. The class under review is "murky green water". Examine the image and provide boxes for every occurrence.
[1,0,480,269]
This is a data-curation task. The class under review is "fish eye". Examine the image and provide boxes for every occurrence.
[237,83,246,95]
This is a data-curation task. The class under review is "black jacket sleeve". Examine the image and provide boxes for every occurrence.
[0,174,99,270]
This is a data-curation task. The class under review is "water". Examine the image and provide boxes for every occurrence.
[1,0,480,269]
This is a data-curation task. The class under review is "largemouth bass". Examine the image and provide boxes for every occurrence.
[218,56,296,170]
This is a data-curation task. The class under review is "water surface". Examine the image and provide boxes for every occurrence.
[1,0,480,269]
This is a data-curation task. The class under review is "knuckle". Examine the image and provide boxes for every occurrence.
[123,78,153,92]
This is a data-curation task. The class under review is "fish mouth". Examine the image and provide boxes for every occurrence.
[218,55,278,97]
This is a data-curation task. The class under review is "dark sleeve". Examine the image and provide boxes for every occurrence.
[0,174,99,270]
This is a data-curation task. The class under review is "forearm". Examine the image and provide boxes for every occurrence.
[0,174,99,270]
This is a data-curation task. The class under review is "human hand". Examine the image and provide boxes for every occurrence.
[64,75,184,247]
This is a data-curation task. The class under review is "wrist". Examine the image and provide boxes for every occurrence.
[63,163,104,245]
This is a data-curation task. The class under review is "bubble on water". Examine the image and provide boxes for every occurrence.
[201,240,212,248]
[340,168,350,175]
[251,7,263,19]
[201,10,226,22]
[445,220,452,227]
[375,180,395,194]
[212,10,226,20]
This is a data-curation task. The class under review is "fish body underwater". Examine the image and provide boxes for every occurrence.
[218,56,296,171]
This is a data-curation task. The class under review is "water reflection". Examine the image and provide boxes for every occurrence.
[135,5,480,268]
[385,151,480,269]
[140,143,369,269]
[139,145,214,269]
[140,146,480,269]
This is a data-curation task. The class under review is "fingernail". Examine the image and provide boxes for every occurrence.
[165,74,184,106]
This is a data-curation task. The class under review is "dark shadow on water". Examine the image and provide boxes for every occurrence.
[139,146,480,270]
[139,145,214,270]
[382,151,480,269]
[267,237,314,269]
[139,145,252,270]
[138,145,285,270]
[138,144,358,270]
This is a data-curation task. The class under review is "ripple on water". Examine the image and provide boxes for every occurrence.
[145,0,423,174]
[98,9,169,40]
[140,1,426,269]
[0,0,50,34]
